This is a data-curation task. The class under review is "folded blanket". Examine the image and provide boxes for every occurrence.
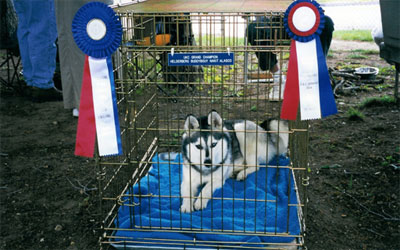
[113,153,300,249]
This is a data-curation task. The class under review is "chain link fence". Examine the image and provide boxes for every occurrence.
[320,0,381,31]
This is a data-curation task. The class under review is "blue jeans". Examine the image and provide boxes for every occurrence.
[13,0,57,89]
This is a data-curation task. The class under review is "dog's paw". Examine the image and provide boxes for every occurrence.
[180,200,193,213]
[236,170,248,181]
[194,198,209,211]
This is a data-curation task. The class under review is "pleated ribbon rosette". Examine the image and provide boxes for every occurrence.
[72,2,122,157]
[281,0,337,120]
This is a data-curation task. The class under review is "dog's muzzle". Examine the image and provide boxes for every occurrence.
[204,159,212,168]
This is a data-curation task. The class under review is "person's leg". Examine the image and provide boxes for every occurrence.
[247,17,279,73]
[320,15,334,57]
[27,0,57,89]
[55,0,86,110]
[13,0,34,85]
[251,15,334,72]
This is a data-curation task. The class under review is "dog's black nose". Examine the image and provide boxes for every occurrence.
[204,159,212,166]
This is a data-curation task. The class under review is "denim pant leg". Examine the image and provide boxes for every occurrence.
[13,0,33,84]
[13,0,57,89]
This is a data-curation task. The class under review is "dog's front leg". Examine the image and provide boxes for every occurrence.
[180,165,199,213]
[194,178,224,211]
[180,184,195,213]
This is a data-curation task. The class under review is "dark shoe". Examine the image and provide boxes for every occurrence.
[30,86,63,102]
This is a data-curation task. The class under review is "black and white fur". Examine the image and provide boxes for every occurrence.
[180,110,289,212]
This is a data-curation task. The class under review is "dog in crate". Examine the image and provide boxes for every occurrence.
[180,110,289,212]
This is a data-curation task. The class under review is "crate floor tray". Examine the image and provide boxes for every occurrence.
[111,153,301,249]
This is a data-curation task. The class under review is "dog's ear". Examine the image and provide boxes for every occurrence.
[184,115,199,132]
[208,110,223,129]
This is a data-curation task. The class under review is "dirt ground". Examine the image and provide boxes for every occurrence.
[1,40,399,250]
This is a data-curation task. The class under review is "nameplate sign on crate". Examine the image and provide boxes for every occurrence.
[168,52,234,66]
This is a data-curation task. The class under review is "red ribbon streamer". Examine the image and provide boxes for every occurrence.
[74,55,96,157]
[281,40,300,120]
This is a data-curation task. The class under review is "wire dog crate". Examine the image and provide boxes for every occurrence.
[100,0,309,249]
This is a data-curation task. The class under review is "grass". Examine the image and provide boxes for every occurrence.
[352,49,379,55]
[198,35,245,47]
[360,95,397,108]
[379,65,396,76]
[346,107,365,121]
[333,30,373,42]
[346,53,368,60]
[341,49,379,61]
[203,66,234,84]
[382,155,400,167]
[374,83,392,91]
[336,62,368,71]
[282,52,290,60]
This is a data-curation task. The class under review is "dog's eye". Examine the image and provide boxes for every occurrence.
[211,142,218,148]
[195,144,203,150]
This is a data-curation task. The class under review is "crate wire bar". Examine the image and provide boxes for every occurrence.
[99,0,309,249]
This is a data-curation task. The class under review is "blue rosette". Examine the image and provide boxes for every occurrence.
[72,1,122,58]
[284,0,326,43]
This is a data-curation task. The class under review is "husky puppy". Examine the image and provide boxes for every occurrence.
[180,110,288,212]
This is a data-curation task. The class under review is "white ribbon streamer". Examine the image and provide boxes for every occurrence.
[295,39,321,120]
[88,57,119,156]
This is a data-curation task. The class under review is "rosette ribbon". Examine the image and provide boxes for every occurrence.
[281,0,337,120]
[72,2,122,157]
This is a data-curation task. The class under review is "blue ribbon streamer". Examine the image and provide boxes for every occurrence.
[316,37,338,117]
[106,56,123,155]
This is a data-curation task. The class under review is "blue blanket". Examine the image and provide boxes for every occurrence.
[113,153,300,249]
